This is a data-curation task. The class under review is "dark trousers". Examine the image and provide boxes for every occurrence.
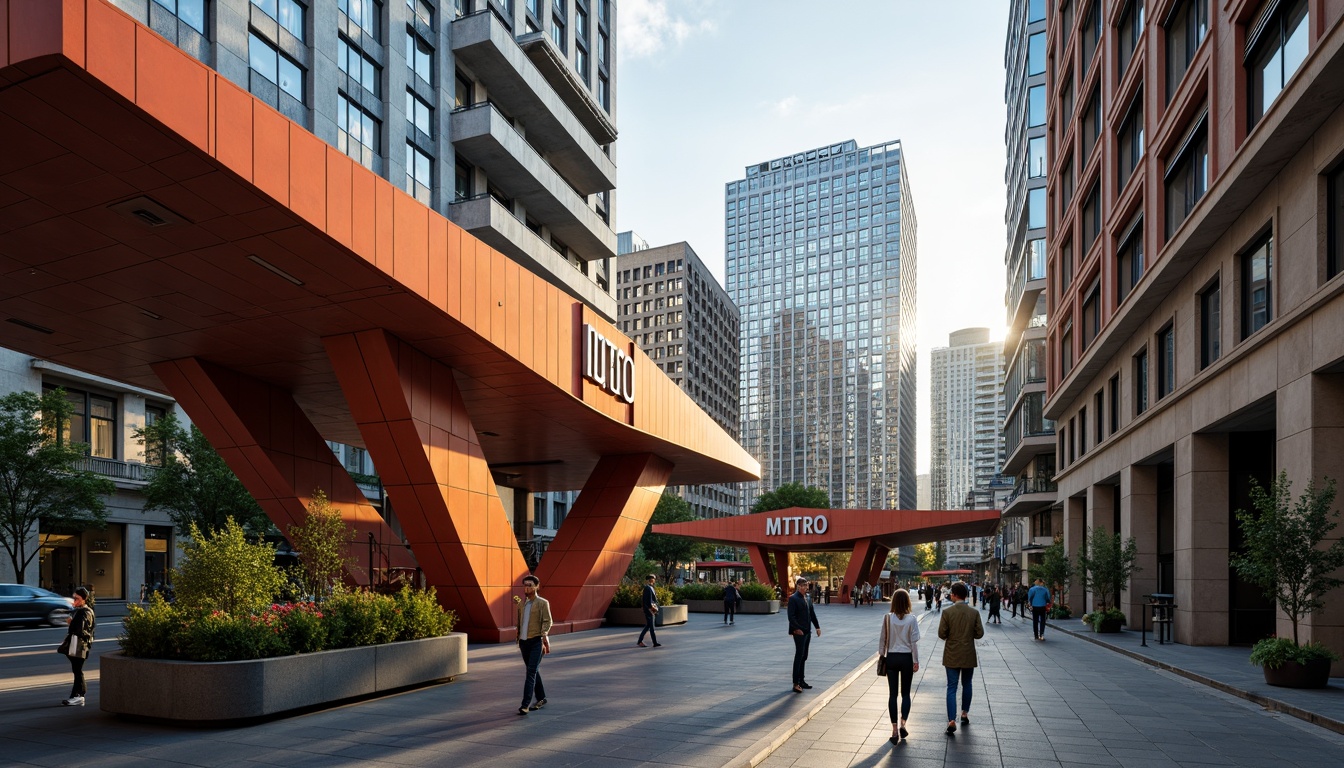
[945,667,974,721]
[791,632,810,684]
[1032,606,1049,638]
[988,603,1001,622]
[518,637,545,708]
[885,652,914,722]
[638,610,658,644]
[723,600,736,623]
[69,655,86,697]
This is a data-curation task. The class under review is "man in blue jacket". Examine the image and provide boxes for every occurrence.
[637,574,662,647]
[787,576,822,693]
[1027,578,1052,641]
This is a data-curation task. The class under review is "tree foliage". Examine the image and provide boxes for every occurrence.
[288,490,357,599]
[136,412,269,535]
[1029,535,1074,604]
[624,543,658,581]
[1075,527,1140,613]
[640,493,714,581]
[1231,472,1344,646]
[750,482,830,513]
[795,551,850,585]
[0,389,115,583]
[174,518,286,615]
[913,542,939,573]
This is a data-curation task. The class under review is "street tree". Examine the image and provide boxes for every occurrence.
[1076,527,1140,615]
[913,542,939,573]
[1028,535,1073,605]
[0,389,115,584]
[795,551,850,585]
[639,493,714,581]
[136,413,270,535]
[174,517,285,615]
[750,482,830,513]
[288,490,357,599]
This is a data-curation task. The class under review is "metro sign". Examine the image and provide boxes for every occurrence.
[581,324,635,404]
[765,514,829,537]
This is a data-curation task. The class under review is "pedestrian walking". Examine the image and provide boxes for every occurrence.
[934,584,943,611]
[637,574,662,647]
[872,582,883,604]
[58,586,95,706]
[937,582,984,735]
[787,576,821,693]
[924,583,933,610]
[513,575,552,715]
[723,579,741,625]
[879,589,920,744]
[986,583,1002,624]
[1028,578,1052,640]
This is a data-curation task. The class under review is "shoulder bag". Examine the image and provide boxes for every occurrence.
[876,615,889,676]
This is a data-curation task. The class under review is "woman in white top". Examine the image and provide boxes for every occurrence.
[879,589,920,744]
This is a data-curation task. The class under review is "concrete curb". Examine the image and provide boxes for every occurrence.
[1047,621,1344,736]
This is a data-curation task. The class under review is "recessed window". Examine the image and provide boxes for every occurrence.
[455,70,473,109]
[1028,137,1046,179]
[1094,390,1105,442]
[406,90,433,136]
[1081,88,1102,162]
[1200,278,1221,368]
[1156,324,1175,399]
[1164,117,1208,238]
[1165,0,1207,101]
[254,0,305,41]
[1061,158,1075,209]
[405,143,432,205]
[1117,218,1144,303]
[1059,77,1075,131]
[454,158,472,200]
[1247,0,1309,128]
[1081,184,1102,255]
[1060,240,1075,295]
[153,0,206,34]
[407,30,434,84]
[1241,233,1273,338]
[1029,0,1046,23]
[249,33,304,102]
[1028,187,1047,230]
[1081,0,1102,74]
[1079,405,1089,455]
[339,0,381,38]
[1028,85,1046,128]
[1062,321,1074,377]
[1135,348,1150,414]
[551,0,567,52]
[1118,96,1144,187]
[408,0,433,26]
[337,93,380,170]
[1061,0,1075,46]
[1119,0,1145,74]
[1082,280,1101,349]
[598,74,610,111]
[1108,374,1120,433]
[1028,32,1046,76]
[1329,165,1344,280]
[338,37,380,96]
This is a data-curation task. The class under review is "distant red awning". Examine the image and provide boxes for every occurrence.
[921,569,974,576]
[694,562,752,568]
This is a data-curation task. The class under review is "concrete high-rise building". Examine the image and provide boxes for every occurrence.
[616,236,741,518]
[916,473,931,510]
[1045,0,1344,664]
[727,139,918,512]
[999,0,1058,586]
[930,328,1005,511]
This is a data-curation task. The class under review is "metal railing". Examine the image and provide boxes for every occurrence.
[1005,475,1057,507]
[75,456,159,483]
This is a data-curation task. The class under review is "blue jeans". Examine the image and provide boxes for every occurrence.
[945,667,974,721]
[518,637,545,708]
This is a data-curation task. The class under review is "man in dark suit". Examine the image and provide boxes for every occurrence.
[787,576,821,693]
[637,574,662,647]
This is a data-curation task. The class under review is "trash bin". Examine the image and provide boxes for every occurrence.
[1144,593,1176,646]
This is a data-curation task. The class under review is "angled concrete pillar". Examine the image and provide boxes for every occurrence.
[535,453,672,631]
[324,330,529,642]
[152,358,415,584]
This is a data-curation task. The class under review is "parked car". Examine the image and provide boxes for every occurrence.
[0,583,74,627]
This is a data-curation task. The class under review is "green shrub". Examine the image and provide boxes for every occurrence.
[1086,607,1126,631]
[654,584,674,605]
[393,586,457,640]
[673,583,724,601]
[740,582,776,601]
[1048,604,1073,619]
[276,602,327,654]
[1249,637,1341,669]
[610,582,642,608]
[181,611,287,662]
[324,590,401,648]
[174,518,285,616]
[119,593,183,659]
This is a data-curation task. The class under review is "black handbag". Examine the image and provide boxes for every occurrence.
[56,636,72,656]
[876,615,889,676]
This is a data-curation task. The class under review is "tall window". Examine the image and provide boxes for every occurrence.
[455,158,473,201]
[1134,348,1150,414]
[1081,89,1102,161]
[1028,187,1047,230]
[1117,219,1144,302]
[1028,238,1047,281]
[406,143,432,205]
[1165,0,1207,100]
[1059,77,1075,130]
[1119,0,1145,74]
[339,0,381,38]
[1200,278,1221,368]
[1028,85,1046,127]
[338,37,380,96]
[1082,184,1101,255]
[1108,374,1120,433]
[1061,158,1075,208]
[1079,406,1088,455]
[145,405,167,466]
[1060,240,1074,294]
[1330,165,1344,280]
[1061,0,1075,46]
[408,0,432,26]
[249,33,304,102]
[1029,0,1046,23]
[1028,32,1046,76]
[407,30,433,84]
[1241,233,1273,338]
[1028,136,1046,178]
[1157,324,1175,399]
[45,385,117,459]
[1164,117,1208,238]
[551,0,566,52]
[575,2,590,82]
[598,74,609,111]
[254,0,305,40]
[1081,0,1102,74]
[1061,322,1074,377]
[406,90,432,136]
[153,0,206,33]
[455,70,473,108]
[1118,97,1144,187]
[1082,280,1101,349]
[1095,390,1105,442]
[337,93,380,170]
[1248,0,1309,128]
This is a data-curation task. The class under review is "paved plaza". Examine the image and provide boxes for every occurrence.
[1,601,1342,767]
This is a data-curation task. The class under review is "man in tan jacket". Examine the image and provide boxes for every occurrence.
[515,575,552,716]
[937,582,983,735]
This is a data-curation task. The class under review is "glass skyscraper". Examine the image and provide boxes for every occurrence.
[726,139,917,512]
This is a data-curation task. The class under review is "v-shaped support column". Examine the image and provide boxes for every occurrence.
[151,358,416,582]
[865,545,892,587]
[747,544,778,586]
[324,330,530,642]
[536,453,672,631]
[842,539,884,597]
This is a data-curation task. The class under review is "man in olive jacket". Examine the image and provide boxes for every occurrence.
[515,575,552,716]
[937,582,984,734]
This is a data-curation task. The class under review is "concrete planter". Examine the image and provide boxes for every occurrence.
[680,599,780,615]
[100,634,466,722]
[605,604,688,626]
[739,599,780,614]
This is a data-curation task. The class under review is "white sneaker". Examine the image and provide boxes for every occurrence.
[62,696,84,706]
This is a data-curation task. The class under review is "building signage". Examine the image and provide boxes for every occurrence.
[765,514,829,536]
[581,323,635,404]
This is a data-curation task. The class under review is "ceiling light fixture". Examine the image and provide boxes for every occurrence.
[6,318,55,334]
[247,255,305,286]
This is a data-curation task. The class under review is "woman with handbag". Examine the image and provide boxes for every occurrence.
[59,586,95,706]
[878,589,920,744]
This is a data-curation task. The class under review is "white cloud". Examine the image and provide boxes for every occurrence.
[771,96,799,117]
[619,0,716,59]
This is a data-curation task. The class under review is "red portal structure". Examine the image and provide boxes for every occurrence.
[0,0,758,641]
[653,508,1002,591]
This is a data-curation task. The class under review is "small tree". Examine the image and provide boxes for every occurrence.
[174,518,285,615]
[640,493,714,581]
[0,390,115,583]
[750,482,830,513]
[1076,526,1139,615]
[913,542,939,573]
[796,551,850,586]
[136,413,270,536]
[1232,472,1344,647]
[1030,535,1074,605]
[624,544,658,581]
[288,490,357,599]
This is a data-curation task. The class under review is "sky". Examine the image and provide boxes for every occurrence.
[613,0,1013,475]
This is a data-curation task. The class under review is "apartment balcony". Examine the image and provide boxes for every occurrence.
[451,102,617,263]
[450,10,617,193]
[1003,390,1054,475]
[449,193,616,320]
[515,30,617,146]
[76,456,158,487]
[1001,475,1057,518]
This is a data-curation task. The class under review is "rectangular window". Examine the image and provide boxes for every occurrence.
[1028,238,1047,280]
[1165,0,1208,101]
[1109,374,1120,433]
[1059,77,1075,130]
[255,0,305,41]
[1248,0,1309,128]
[1095,390,1106,442]
[1028,85,1046,128]
[408,30,433,84]
[455,71,472,109]
[1118,97,1144,187]
[1029,0,1046,23]
[249,33,304,102]
[1117,219,1144,302]
[407,90,432,136]
[46,385,117,459]
[598,74,610,111]
[1061,0,1075,46]
[145,405,167,466]
[1028,187,1047,230]
[1061,322,1074,377]
[1119,0,1145,74]
[1082,280,1101,348]
[1200,278,1221,368]
[1164,118,1208,238]
[551,0,566,52]
[1330,165,1344,280]
[337,93,380,170]
[1081,0,1102,73]
[1079,406,1089,455]
[1061,158,1075,209]
[1028,32,1046,76]
[1241,233,1273,338]
[338,37,380,96]
[1135,348,1150,414]
[1082,184,1101,255]
[405,143,432,205]
[339,0,380,38]
[1061,240,1074,294]
[1028,136,1046,178]
[1157,323,1175,399]
[408,0,433,25]
[455,159,472,200]
[1081,89,1102,161]
[154,0,206,33]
